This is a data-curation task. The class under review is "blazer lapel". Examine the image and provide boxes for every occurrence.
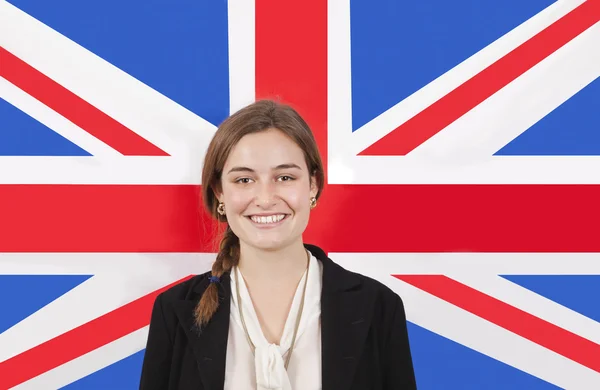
[172,274,231,390]
[306,245,374,390]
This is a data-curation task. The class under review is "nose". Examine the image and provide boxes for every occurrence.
[255,181,277,208]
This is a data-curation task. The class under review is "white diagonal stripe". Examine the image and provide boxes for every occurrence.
[328,260,600,389]
[10,327,148,390]
[449,272,600,344]
[390,277,600,389]
[0,0,216,164]
[410,21,600,159]
[347,0,585,155]
[0,77,120,157]
[0,253,212,361]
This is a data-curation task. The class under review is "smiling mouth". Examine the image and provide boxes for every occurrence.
[246,214,289,225]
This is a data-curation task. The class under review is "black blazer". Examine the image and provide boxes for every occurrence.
[139,244,416,390]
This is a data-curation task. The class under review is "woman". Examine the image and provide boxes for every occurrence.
[139,100,416,390]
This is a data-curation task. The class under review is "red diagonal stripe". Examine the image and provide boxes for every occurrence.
[360,0,600,156]
[396,275,600,373]
[0,47,168,156]
[0,275,193,389]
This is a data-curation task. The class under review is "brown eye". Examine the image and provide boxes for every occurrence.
[235,177,253,184]
[278,175,294,182]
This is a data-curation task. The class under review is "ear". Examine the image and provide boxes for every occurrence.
[309,174,318,198]
[212,183,224,203]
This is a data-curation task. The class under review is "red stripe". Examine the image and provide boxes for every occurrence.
[2,184,600,252]
[256,0,331,252]
[396,275,600,373]
[0,47,168,156]
[255,0,328,173]
[360,0,600,156]
[0,275,193,389]
[305,184,600,252]
[0,185,217,252]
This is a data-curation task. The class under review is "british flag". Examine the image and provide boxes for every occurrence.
[1,0,599,389]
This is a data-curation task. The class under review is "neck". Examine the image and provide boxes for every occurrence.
[237,240,309,287]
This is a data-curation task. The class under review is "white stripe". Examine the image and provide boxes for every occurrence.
[0,252,213,276]
[227,0,255,114]
[5,252,597,279]
[9,155,600,184]
[328,252,600,275]
[0,156,200,184]
[347,0,585,155]
[10,327,148,390]
[330,261,600,388]
[327,0,354,185]
[410,21,600,158]
[0,77,120,157]
[328,155,600,184]
[0,0,216,161]
[0,253,213,362]
[450,273,600,345]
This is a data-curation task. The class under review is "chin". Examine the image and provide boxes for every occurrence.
[249,239,288,252]
[243,232,298,252]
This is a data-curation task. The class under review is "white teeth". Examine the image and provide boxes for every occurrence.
[250,214,285,224]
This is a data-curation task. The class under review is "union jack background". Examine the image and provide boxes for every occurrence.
[1,0,599,389]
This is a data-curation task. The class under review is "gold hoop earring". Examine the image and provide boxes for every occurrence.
[217,202,226,215]
[309,197,317,209]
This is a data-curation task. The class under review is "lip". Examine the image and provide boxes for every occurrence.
[246,214,289,228]
[246,213,289,217]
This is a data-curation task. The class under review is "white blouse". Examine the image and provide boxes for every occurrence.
[224,251,323,390]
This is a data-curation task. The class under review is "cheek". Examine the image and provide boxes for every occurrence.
[222,185,251,214]
[284,186,310,212]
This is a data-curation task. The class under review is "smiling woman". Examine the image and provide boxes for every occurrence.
[207,104,322,258]
[139,100,416,390]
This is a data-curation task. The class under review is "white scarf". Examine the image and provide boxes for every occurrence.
[230,252,321,390]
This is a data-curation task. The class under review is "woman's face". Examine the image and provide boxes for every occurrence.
[218,128,318,252]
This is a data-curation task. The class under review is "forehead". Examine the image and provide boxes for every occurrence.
[224,129,307,170]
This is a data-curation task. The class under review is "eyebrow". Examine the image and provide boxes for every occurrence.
[227,163,302,174]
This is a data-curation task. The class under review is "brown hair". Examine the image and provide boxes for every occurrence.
[195,99,325,327]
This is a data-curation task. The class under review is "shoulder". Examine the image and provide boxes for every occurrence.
[307,243,403,311]
[345,266,404,308]
[155,270,216,307]
[337,267,409,342]
[316,251,408,348]
[146,271,220,335]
